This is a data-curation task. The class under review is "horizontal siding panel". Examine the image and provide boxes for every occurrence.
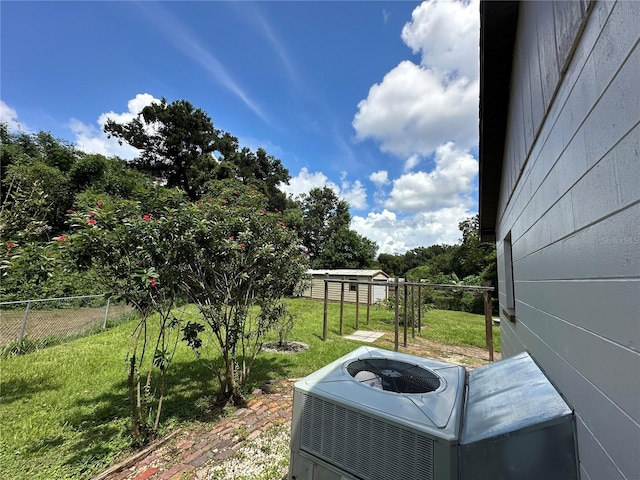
[575,417,625,480]
[591,1,640,111]
[513,320,640,479]
[515,204,640,281]
[515,280,640,352]
[515,300,640,419]
[554,0,585,73]
[582,41,640,170]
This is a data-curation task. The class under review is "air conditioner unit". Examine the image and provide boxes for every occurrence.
[289,346,578,480]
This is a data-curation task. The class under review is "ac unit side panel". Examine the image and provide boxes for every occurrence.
[458,418,578,480]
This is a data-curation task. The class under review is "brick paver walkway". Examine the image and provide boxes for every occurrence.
[96,380,294,480]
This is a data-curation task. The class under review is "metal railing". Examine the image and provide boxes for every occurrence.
[320,276,496,360]
[0,295,133,347]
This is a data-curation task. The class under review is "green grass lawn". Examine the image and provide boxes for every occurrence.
[0,298,499,479]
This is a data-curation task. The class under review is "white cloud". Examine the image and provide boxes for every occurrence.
[69,93,160,159]
[402,0,479,82]
[340,179,367,210]
[351,206,471,254]
[369,170,390,186]
[352,0,480,158]
[404,154,421,172]
[0,100,27,132]
[280,167,367,209]
[352,60,478,157]
[385,142,477,212]
[281,167,338,199]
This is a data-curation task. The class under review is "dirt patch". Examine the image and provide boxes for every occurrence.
[374,331,501,369]
[262,340,309,354]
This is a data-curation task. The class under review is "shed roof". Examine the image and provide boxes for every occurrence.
[479,1,519,242]
[307,269,389,278]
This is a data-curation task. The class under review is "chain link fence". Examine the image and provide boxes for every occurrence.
[0,295,133,349]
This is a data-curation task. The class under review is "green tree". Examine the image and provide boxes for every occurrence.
[297,187,350,265]
[104,98,227,200]
[179,183,308,406]
[453,214,496,282]
[66,198,188,441]
[376,253,405,276]
[317,228,377,269]
[220,147,290,212]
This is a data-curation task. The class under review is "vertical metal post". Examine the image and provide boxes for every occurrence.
[418,286,422,333]
[102,298,111,329]
[323,274,329,341]
[339,278,345,336]
[18,301,31,345]
[394,278,399,352]
[411,284,415,339]
[403,283,408,347]
[355,282,360,330]
[366,283,371,325]
[483,290,494,361]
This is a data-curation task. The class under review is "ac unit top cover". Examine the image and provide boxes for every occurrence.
[294,346,466,441]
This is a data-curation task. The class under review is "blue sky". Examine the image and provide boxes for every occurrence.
[1,0,480,254]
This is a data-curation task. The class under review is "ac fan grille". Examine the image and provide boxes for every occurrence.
[300,393,434,480]
[347,358,441,393]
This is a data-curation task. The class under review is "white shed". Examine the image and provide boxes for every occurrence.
[301,269,389,305]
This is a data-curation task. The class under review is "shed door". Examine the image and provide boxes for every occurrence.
[372,283,387,302]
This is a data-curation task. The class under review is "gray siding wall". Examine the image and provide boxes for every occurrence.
[494,2,640,479]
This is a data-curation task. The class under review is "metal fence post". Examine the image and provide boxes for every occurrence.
[411,284,415,339]
[403,282,408,347]
[18,301,31,345]
[323,273,329,341]
[366,284,371,325]
[355,282,360,330]
[483,289,494,361]
[102,298,111,329]
[339,278,345,336]
[394,278,399,352]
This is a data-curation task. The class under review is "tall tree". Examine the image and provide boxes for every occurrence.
[296,187,350,265]
[104,98,231,200]
[317,228,377,269]
[213,147,290,212]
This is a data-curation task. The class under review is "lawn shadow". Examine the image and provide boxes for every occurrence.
[59,352,294,477]
[0,374,61,405]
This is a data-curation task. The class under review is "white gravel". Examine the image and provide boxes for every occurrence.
[205,421,291,480]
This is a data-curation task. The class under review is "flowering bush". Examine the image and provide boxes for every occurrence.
[178,183,309,406]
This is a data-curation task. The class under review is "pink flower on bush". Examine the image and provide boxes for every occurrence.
[57,235,67,242]
[229,236,234,241]
[88,218,97,225]
[143,214,152,222]
[260,209,266,215]
[97,201,103,208]
[149,278,158,287]
[237,243,244,249]
[6,242,14,248]
[66,209,74,214]
[88,212,95,218]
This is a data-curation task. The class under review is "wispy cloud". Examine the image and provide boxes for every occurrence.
[0,100,28,132]
[136,2,270,124]
[253,11,300,88]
